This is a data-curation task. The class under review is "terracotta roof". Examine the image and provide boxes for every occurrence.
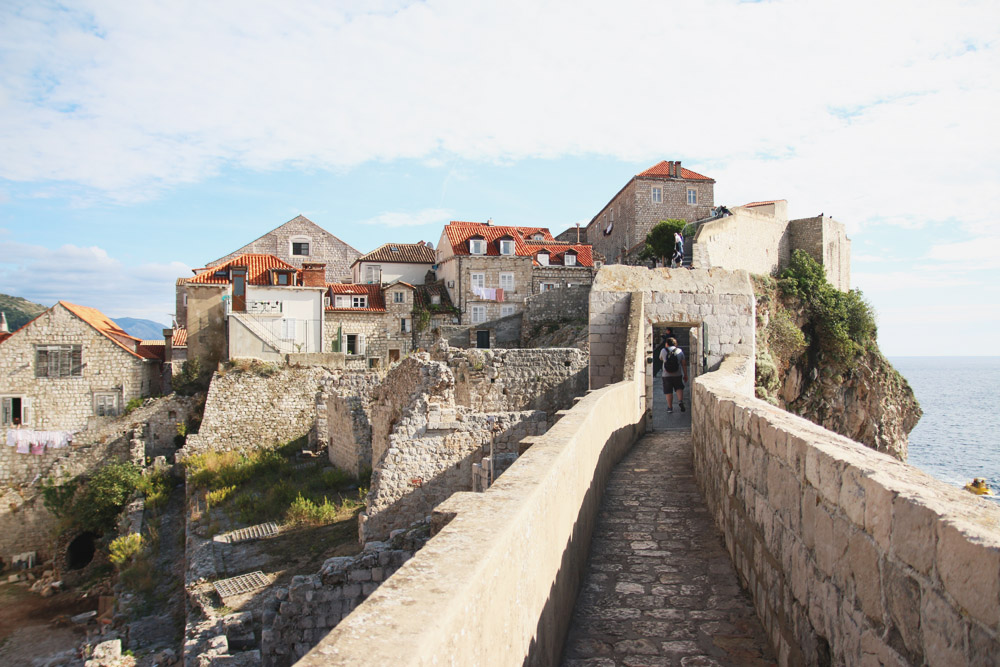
[415,281,455,310]
[187,254,298,285]
[444,222,557,257]
[638,161,713,181]
[172,327,188,347]
[529,243,594,267]
[59,301,157,360]
[326,284,385,312]
[137,340,166,361]
[354,243,436,265]
[742,200,785,208]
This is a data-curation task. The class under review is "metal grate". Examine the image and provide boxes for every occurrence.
[213,571,270,599]
[216,522,279,544]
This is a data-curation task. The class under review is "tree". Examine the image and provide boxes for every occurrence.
[639,219,686,264]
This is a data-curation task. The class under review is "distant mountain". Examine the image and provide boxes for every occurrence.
[0,293,48,332]
[114,317,169,341]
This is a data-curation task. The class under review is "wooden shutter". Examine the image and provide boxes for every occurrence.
[71,346,82,376]
[358,334,366,355]
[36,348,48,377]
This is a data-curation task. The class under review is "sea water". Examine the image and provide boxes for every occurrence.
[890,356,1000,501]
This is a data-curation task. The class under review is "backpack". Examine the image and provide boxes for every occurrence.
[664,348,680,373]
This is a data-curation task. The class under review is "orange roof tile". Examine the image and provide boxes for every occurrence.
[187,254,298,286]
[529,243,594,267]
[638,161,713,181]
[326,284,386,312]
[172,327,188,347]
[59,301,157,360]
[742,200,785,207]
[444,222,558,257]
[354,243,436,265]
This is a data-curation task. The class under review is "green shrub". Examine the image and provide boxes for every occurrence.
[109,533,144,568]
[137,469,173,512]
[286,494,340,525]
[767,308,807,362]
[173,358,208,396]
[638,219,686,263]
[122,398,145,416]
[43,461,143,534]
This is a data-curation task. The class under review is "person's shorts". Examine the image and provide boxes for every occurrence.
[662,375,685,392]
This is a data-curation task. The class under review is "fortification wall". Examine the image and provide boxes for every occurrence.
[691,208,791,276]
[297,290,649,666]
[693,356,1000,665]
[521,285,590,342]
[789,215,851,291]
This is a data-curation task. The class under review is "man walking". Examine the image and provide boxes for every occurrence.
[659,337,688,413]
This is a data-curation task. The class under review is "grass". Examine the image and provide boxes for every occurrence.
[186,437,366,529]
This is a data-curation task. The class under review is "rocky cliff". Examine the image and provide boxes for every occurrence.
[753,274,921,460]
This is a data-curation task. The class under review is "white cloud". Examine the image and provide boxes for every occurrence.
[360,208,453,228]
[0,238,188,323]
[0,0,997,238]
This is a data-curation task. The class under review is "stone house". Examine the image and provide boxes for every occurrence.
[435,221,596,326]
[183,254,327,368]
[0,301,161,432]
[203,214,360,284]
[586,160,715,265]
[351,241,436,285]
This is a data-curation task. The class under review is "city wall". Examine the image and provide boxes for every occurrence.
[297,290,649,666]
[693,356,1000,665]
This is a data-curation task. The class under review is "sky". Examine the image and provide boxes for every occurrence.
[0,0,998,356]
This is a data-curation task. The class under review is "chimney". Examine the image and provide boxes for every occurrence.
[302,262,327,287]
[576,223,581,243]
[675,161,682,178]
[486,218,493,226]
[0,311,8,334]
[163,328,173,363]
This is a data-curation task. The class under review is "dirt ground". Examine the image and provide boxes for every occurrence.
[0,583,97,666]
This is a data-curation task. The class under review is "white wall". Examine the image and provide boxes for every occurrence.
[353,261,431,285]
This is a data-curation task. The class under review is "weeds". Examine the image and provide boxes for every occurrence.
[109,533,144,567]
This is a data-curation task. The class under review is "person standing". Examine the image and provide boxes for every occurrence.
[671,231,684,268]
[659,337,688,413]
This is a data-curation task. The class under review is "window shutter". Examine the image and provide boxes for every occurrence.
[22,398,31,426]
[71,346,82,376]
[36,348,48,377]
[358,334,366,355]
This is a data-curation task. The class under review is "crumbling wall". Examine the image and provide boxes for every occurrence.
[260,527,430,667]
[322,374,381,476]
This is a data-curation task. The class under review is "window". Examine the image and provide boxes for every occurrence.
[2,397,26,426]
[532,233,544,241]
[393,291,405,304]
[352,295,368,309]
[366,265,381,284]
[335,295,350,308]
[539,282,558,292]
[499,272,515,291]
[652,187,662,203]
[36,345,82,378]
[281,318,297,340]
[346,334,366,355]
[499,239,515,255]
[470,273,485,289]
[537,252,549,266]
[431,294,441,305]
[687,188,697,205]
[471,305,486,323]
[401,318,411,333]
[276,272,289,285]
[94,392,119,417]
[469,238,486,254]
[565,253,577,266]
[501,305,515,317]
[290,236,311,256]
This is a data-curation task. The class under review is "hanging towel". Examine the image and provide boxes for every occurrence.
[30,442,45,455]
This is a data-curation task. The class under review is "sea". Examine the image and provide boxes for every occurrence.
[890,356,1000,502]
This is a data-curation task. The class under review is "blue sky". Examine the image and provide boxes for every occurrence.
[1,0,998,356]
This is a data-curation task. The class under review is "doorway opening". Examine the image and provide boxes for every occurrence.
[67,532,98,570]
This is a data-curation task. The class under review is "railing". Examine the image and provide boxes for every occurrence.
[246,300,283,315]
[229,313,321,356]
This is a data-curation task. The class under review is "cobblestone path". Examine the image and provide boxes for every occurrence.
[561,430,775,666]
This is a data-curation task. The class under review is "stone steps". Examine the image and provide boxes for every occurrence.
[213,522,279,544]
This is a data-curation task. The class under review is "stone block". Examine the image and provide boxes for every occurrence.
[936,520,1000,628]
[861,475,893,552]
[848,530,882,623]
[920,588,965,666]
[838,466,866,529]
[884,560,922,663]
[890,495,936,575]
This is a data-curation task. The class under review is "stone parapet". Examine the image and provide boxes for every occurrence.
[692,356,1000,665]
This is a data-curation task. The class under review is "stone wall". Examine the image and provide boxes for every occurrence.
[789,215,852,291]
[0,302,158,432]
[321,373,382,476]
[530,265,595,294]
[436,311,523,349]
[691,207,792,276]
[589,265,756,390]
[521,285,590,343]
[692,356,1000,665]
[456,255,533,324]
[322,311,384,369]
[184,365,333,457]
[260,526,430,666]
[186,283,228,372]
[297,291,649,665]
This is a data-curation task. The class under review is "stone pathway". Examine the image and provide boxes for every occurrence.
[561,429,775,666]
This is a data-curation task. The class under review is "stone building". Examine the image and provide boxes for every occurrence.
[350,241,436,285]
[585,160,715,265]
[0,301,161,432]
[204,214,360,283]
[435,221,596,327]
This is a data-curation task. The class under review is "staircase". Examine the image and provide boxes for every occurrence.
[229,312,293,355]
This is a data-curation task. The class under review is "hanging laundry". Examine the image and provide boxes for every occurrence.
[30,442,45,455]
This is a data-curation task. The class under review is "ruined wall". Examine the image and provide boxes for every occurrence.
[437,312,522,349]
[521,285,590,344]
[445,347,588,417]
[691,207,792,276]
[693,356,1000,665]
[322,373,382,476]
[186,283,228,372]
[184,365,333,456]
[530,265,595,294]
